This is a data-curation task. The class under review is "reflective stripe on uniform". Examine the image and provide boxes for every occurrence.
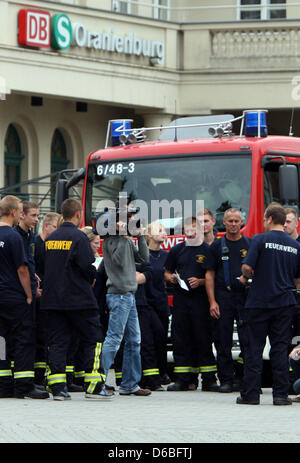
[74,370,85,378]
[0,370,12,377]
[174,366,191,374]
[200,365,218,373]
[47,373,66,385]
[142,368,160,376]
[14,370,35,379]
[65,365,74,373]
[34,362,47,369]
[85,343,104,394]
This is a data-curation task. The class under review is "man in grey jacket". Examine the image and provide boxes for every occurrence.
[100,211,151,396]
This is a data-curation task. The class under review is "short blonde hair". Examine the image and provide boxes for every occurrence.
[0,195,22,216]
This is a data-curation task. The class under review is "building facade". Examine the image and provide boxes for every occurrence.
[1,0,300,204]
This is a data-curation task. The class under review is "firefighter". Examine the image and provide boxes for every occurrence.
[34,212,59,386]
[203,208,217,245]
[284,208,300,346]
[164,216,218,392]
[40,198,113,400]
[0,195,48,399]
[145,222,171,385]
[205,208,251,393]
[237,203,300,405]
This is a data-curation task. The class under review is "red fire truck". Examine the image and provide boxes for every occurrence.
[57,109,299,237]
[56,109,299,384]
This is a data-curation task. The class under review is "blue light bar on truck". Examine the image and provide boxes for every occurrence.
[242,110,268,138]
[109,119,133,146]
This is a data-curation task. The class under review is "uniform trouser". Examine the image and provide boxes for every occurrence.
[137,305,161,388]
[34,299,48,384]
[240,306,293,401]
[213,289,247,385]
[0,302,35,395]
[152,306,169,378]
[46,309,105,395]
[171,292,217,386]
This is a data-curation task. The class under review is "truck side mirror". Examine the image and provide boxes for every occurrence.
[279,164,299,204]
[55,178,68,213]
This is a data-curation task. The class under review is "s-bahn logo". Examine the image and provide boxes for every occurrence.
[18,9,72,50]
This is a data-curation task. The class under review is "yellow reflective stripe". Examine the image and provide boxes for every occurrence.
[237,357,244,365]
[84,373,106,382]
[74,371,85,378]
[10,361,14,368]
[85,343,104,393]
[143,369,160,376]
[174,366,191,373]
[0,370,12,377]
[200,365,217,373]
[47,373,66,385]
[14,371,35,379]
[65,365,74,373]
[115,371,122,378]
[34,362,47,369]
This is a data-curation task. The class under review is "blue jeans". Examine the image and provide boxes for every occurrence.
[101,293,141,393]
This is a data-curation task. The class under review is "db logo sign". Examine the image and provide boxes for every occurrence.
[18,9,51,47]
[18,9,72,50]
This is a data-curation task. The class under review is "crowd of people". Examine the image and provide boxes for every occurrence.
[0,194,300,405]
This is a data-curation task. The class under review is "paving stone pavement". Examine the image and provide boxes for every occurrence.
[0,370,299,445]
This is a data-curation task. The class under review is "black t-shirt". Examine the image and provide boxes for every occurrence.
[14,225,37,295]
[244,230,300,309]
[164,241,210,295]
[205,236,251,291]
[0,226,28,304]
[145,249,169,313]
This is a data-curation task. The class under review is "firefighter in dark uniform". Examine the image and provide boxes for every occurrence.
[145,222,171,385]
[164,216,218,392]
[14,200,40,311]
[0,195,48,399]
[237,203,300,406]
[40,198,113,400]
[284,208,300,346]
[34,212,59,386]
[205,208,251,393]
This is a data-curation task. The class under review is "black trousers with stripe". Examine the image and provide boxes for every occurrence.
[46,309,105,395]
[171,292,217,386]
[0,302,36,395]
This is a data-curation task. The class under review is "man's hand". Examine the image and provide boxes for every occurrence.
[26,297,32,305]
[210,301,220,319]
[289,346,300,359]
[239,275,248,285]
[164,271,178,285]
[188,277,203,289]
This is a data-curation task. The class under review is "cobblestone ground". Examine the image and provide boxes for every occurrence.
[0,370,299,445]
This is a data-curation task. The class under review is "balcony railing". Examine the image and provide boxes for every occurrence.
[44,1,300,23]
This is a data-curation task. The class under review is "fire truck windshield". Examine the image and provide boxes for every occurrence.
[85,153,252,232]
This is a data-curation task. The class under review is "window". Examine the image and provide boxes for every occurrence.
[153,0,169,21]
[112,0,131,14]
[239,0,286,20]
[4,124,24,191]
[85,153,252,232]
